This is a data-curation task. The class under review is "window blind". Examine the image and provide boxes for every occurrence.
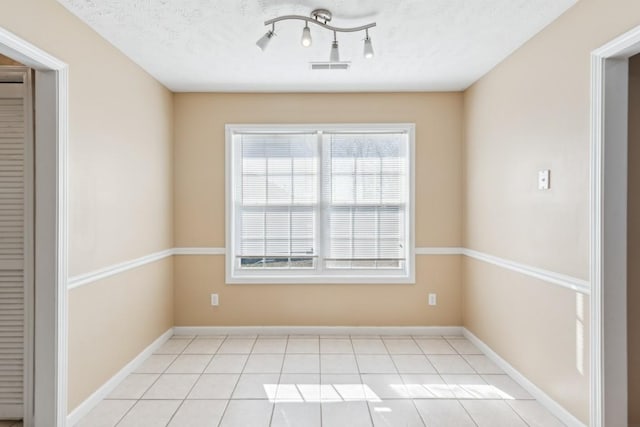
[322,133,407,269]
[236,133,318,269]
[229,125,412,283]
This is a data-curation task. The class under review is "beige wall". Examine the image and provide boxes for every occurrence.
[462,0,640,423]
[463,258,589,419]
[628,54,640,426]
[68,258,174,411]
[1,0,174,413]
[175,255,461,326]
[174,93,464,325]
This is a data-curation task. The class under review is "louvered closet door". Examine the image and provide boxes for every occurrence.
[0,75,31,420]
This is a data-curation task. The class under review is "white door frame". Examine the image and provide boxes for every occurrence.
[0,28,68,426]
[590,25,640,427]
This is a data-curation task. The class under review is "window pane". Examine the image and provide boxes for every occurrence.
[331,175,354,204]
[237,133,318,269]
[232,127,410,279]
[323,132,407,270]
[356,174,380,204]
[242,175,266,205]
[266,175,292,204]
[293,174,316,204]
[353,208,376,238]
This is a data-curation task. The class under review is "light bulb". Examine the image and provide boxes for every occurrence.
[301,25,312,47]
[363,36,374,59]
[256,30,275,51]
[329,40,340,62]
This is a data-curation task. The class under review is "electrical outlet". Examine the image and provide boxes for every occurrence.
[428,293,437,306]
[211,293,219,306]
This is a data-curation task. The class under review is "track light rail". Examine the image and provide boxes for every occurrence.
[257,8,376,61]
[263,15,376,33]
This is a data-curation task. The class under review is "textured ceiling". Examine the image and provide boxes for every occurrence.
[57,0,577,92]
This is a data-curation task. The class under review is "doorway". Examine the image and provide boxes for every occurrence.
[627,53,640,427]
[0,28,68,427]
[590,24,640,427]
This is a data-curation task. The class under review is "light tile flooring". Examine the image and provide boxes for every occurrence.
[76,334,566,427]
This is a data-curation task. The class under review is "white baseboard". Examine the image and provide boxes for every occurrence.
[66,328,173,426]
[173,325,463,337]
[463,328,586,427]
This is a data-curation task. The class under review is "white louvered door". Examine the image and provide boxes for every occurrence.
[0,69,33,420]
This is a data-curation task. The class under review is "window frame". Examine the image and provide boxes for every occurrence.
[225,123,415,284]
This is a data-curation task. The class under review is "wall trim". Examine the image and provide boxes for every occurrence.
[462,248,590,295]
[415,246,463,255]
[66,247,590,297]
[173,325,464,337]
[173,247,226,255]
[463,328,586,427]
[67,249,173,290]
[66,328,173,426]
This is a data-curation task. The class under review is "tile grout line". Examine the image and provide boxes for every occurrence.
[439,335,480,427]
[349,336,375,427]
[165,335,216,427]
[382,336,427,427]
[114,335,197,427]
[216,335,256,427]
[402,335,432,427]
[268,335,290,427]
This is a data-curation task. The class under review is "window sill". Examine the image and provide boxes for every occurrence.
[225,274,416,285]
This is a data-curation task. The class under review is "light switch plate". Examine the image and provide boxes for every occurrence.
[538,169,550,190]
[211,293,219,306]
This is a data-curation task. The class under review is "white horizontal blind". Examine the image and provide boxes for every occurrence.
[322,133,407,269]
[0,81,26,417]
[236,133,318,269]
[228,125,412,283]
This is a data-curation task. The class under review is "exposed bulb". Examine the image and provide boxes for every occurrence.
[301,25,312,47]
[256,30,275,51]
[363,36,374,59]
[329,40,340,62]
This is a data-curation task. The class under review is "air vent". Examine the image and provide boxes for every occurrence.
[310,62,350,70]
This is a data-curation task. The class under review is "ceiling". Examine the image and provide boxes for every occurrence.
[57,0,577,92]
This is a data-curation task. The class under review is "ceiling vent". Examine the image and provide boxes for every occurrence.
[310,62,350,70]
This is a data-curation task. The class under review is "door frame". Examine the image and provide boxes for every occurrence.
[0,28,68,426]
[590,24,640,427]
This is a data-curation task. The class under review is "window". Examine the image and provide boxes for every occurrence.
[226,124,414,284]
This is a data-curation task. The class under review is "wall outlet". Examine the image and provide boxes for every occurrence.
[428,293,437,306]
[210,293,219,306]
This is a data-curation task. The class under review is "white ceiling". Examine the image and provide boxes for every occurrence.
[57,0,577,92]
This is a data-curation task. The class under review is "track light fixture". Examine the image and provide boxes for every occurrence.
[329,31,340,62]
[301,23,312,47]
[256,24,275,51]
[363,29,374,59]
[256,8,376,62]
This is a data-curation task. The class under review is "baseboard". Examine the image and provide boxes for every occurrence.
[173,325,463,336]
[66,328,174,426]
[462,328,586,427]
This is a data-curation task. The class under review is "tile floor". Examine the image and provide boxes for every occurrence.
[75,334,566,426]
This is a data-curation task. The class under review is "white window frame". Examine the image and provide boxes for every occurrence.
[225,123,415,284]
